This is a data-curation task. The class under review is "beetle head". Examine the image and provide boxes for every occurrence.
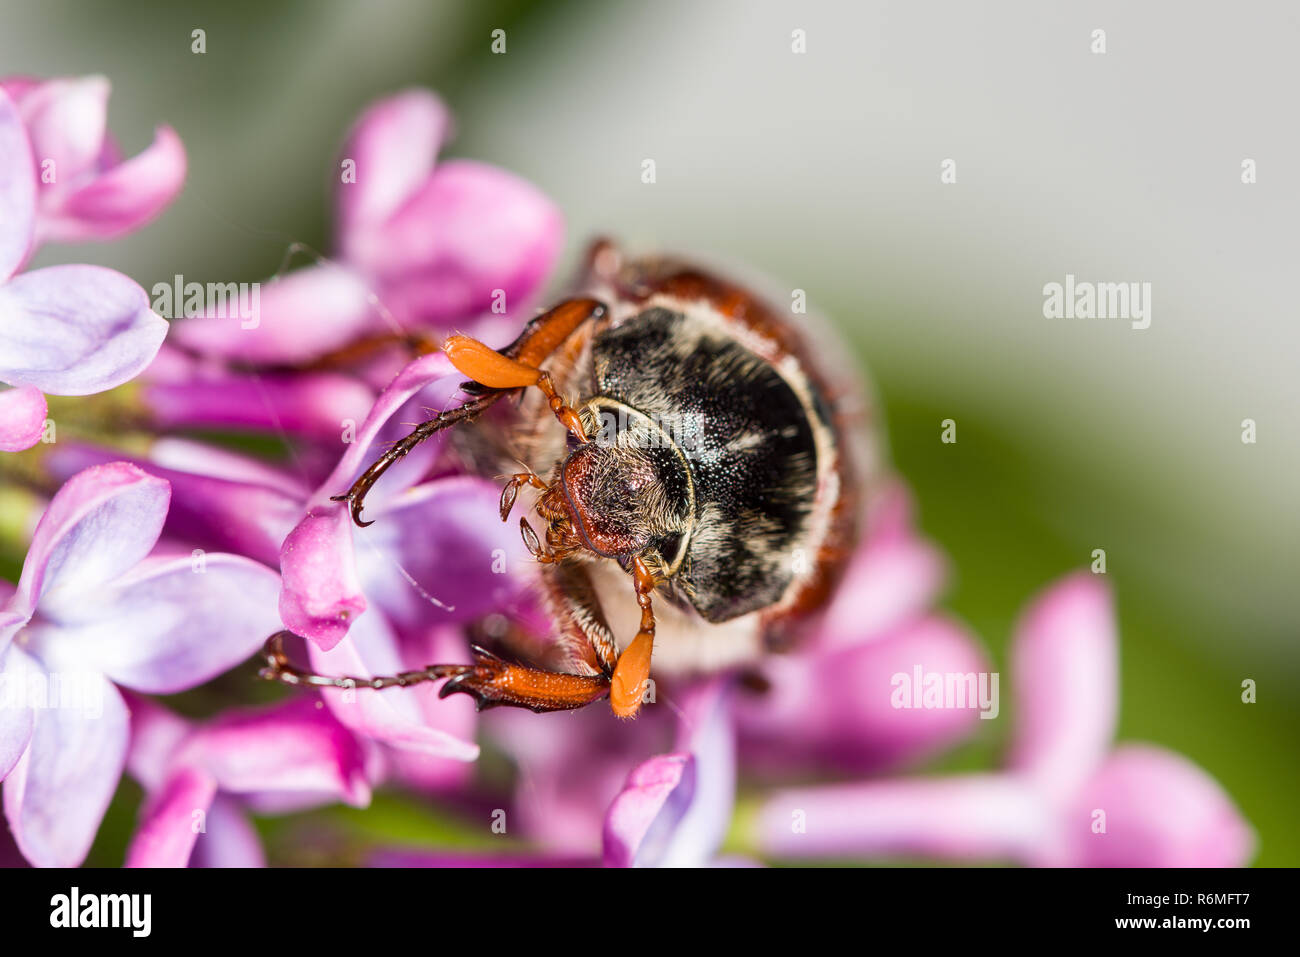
[553,439,693,573]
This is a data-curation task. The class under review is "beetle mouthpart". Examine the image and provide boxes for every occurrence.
[519,516,542,556]
[500,481,521,522]
[499,470,549,523]
[519,517,559,564]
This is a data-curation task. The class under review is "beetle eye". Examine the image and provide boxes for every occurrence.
[658,532,683,563]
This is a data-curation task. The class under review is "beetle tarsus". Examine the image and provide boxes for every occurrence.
[258,630,474,690]
[437,644,611,713]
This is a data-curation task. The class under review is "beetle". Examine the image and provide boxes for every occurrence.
[260,239,869,719]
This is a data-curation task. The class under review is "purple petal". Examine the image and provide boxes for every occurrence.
[357,477,532,631]
[123,764,218,867]
[190,796,266,868]
[351,376,474,515]
[360,160,563,325]
[278,352,465,648]
[861,478,919,544]
[336,89,450,254]
[11,76,108,187]
[0,265,166,394]
[306,612,479,761]
[486,704,667,854]
[184,697,371,807]
[279,503,367,649]
[169,264,376,364]
[603,752,696,868]
[378,625,478,792]
[0,608,27,657]
[1060,744,1255,867]
[655,677,735,867]
[143,367,376,444]
[0,78,40,105]
[0,88,36,281]
[42,125,185,243]
[2,671,129,867]
[0,385,46,451]
[736,614,990,775]
[812,479,946,651]
[6,462,169,637]
[311,351,458,507]
[0,645,38,779]
[814,533,947,652]
[123,692,192,792]
[38,552,281,694]
[756,774,1050,864]
[45,440,303,568]
[1006,573,1117,797]
[149,437,309,496]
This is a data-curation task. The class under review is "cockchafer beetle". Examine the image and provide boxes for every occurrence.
[261,239,873,719]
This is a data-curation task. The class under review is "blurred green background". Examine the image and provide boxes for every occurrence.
[2,0,1295,865]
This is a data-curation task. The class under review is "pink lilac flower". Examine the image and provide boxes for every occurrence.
[168,89,562,370]
[123,694,371,868]
[0,75,185,245]
[0,463,281,867]
[46,356,533,764]
[752,573,1256,867]
[0,87,169,452]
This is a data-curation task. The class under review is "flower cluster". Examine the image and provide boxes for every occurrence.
[0,78,180,451]
[0,78,1254,869]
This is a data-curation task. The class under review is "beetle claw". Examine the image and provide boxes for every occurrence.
[438,645,512,711]
[330,491,374,527]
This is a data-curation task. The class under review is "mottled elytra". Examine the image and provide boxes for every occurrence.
[261,239,866,719]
